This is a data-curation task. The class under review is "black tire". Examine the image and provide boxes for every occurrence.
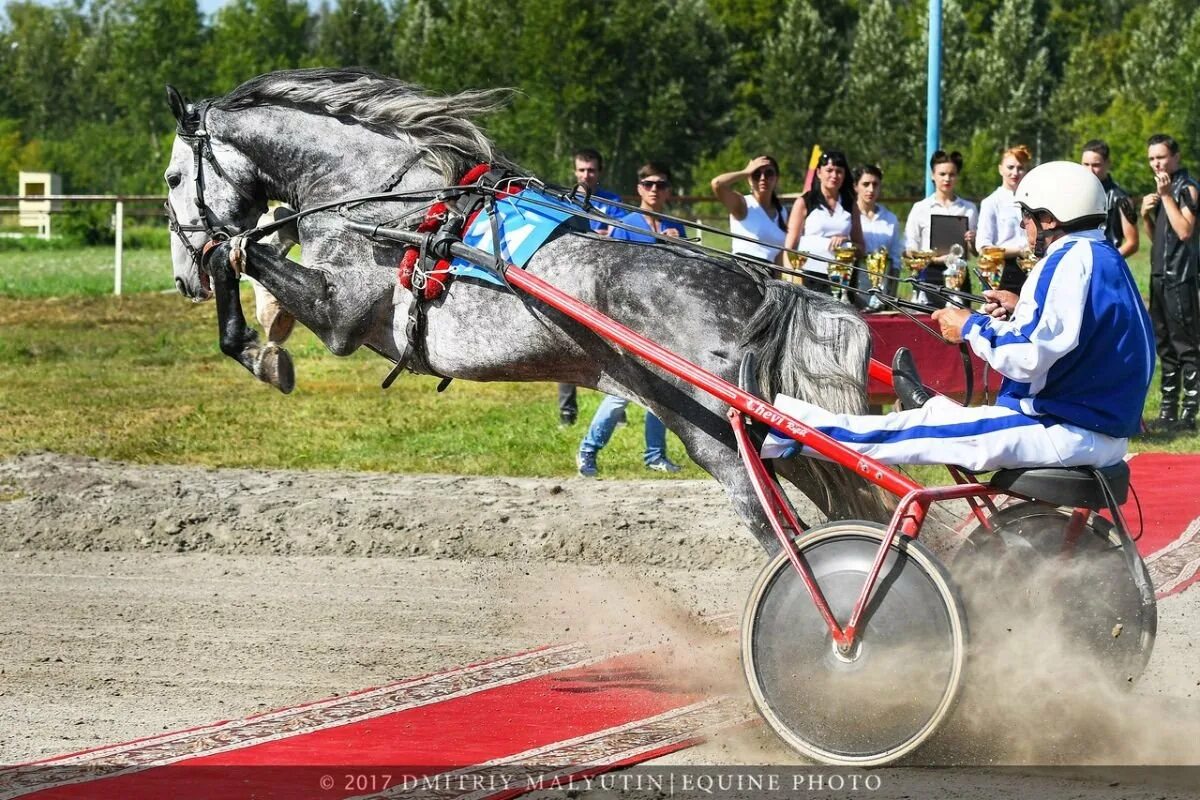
[742,522,968,766]
[952,501,1156,684]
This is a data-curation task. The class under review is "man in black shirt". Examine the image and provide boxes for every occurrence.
[1142,133,1200,431]
[1082,139,1139,258]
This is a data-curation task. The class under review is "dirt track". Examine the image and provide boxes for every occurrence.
[1,453,1198,791]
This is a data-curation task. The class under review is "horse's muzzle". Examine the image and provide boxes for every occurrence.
[175,273,213,302]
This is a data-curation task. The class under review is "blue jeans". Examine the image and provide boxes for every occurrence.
[579,394,666,464]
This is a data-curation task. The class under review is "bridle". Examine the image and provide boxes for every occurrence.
[164,101,261,273]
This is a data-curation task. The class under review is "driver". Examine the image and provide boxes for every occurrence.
[762,161,1155,472]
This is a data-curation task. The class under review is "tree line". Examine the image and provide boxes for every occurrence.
[1,0,1198,202]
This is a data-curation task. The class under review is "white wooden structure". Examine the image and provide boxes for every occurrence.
[18,171,63,238]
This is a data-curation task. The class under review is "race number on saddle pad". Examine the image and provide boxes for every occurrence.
[450,188,582,286]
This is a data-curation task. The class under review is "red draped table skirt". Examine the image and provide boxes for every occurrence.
[866,313,1002,406]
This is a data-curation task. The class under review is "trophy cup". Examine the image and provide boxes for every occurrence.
[902,249,934,275]
[978,245,1005,287]
[1017,249,1039,273]
[865,247,888,291]
[943,243,967,293]
[831,242,858,301]
[863,246,889,311]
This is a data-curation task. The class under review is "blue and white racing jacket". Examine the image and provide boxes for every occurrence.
[961,230,1155,438]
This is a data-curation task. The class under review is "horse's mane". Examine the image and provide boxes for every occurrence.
[213,67,515,180]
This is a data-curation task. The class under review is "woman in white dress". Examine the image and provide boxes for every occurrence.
[709,155,789,265]
[904,150,978,308]
[851,164,903,311]
[977,144,1033,293]
[783,149,865,294]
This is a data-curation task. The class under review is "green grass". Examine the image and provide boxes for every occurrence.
[0,247,175,298]
[0,291,696,478]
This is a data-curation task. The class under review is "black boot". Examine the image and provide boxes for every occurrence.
[1151,369,1181,432]
[1177,367,1198,432]
[892,347,932,410]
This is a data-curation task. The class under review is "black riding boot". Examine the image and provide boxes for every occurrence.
[1152,369,1180,432]
[1178,367,1199,432]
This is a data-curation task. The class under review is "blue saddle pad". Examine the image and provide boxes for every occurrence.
[450,188,579,287]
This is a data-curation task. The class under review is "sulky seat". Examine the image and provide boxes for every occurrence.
[987,461,1130,510]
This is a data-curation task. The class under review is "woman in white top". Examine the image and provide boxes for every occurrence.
[783,149,865,294]
[977,144,1032,293]
[852,164,903,311]
[904,150,978,309]
[710,155,789,264]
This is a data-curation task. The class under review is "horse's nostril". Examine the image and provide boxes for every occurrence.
[175,277,187,296]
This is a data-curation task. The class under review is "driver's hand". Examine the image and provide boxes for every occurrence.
[981,289,1018,319]
[931,306,972,343]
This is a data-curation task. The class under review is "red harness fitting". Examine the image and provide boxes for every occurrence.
[396,164,494,299]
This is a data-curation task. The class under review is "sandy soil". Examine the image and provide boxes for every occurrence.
[1,453,1198,796]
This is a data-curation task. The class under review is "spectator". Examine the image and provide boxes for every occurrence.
[977,144,1033,293]
[576,163,684,477]
[1141,133,1200,432]
[1081,139,1140,258]
[904,150,977,308]
[783,150,865,293]
[710,155,789,265]
[851,164,903,310]
[572,147,622,236]
[608,162,686,242]
[558,147,622,426]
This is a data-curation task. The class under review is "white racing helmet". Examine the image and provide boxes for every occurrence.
[1014,160,1107,227]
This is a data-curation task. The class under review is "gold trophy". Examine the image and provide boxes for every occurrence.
[783,251,807,285]
[902,249,934,275]
[831,242,858,301]
[1017,249,1039,272]
[978,245,1005,287]
[865,246,889,292]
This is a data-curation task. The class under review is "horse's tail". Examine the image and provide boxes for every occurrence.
[740,282,892,521]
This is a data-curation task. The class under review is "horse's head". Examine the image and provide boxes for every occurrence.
[164,85,266,301]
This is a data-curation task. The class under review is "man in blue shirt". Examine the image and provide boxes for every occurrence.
[762,161,1155,472]
[573,147,623,236]
[558,148,623,426]
[608,162,687,243]
[577,162,686,477]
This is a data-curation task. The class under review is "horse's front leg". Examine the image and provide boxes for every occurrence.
[235,242,390,359]
[204,243,296,393]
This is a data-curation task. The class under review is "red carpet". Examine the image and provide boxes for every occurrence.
[0,642,750,800]
[1124,453,1200,597]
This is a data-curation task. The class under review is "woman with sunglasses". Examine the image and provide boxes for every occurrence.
[609,162,686,243]
[783,150,865,293]
[578,162,685,477]
[904,150,978,308]
[710,155,789,264]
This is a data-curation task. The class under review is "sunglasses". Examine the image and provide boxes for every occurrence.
[751,168,777,180]
[639,179,670,190]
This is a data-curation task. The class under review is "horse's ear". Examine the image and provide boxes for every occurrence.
[165,85,188,123]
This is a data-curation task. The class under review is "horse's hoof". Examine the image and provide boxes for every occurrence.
[256,346,295,394]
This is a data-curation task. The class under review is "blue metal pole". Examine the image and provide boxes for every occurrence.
[926,0,942,196]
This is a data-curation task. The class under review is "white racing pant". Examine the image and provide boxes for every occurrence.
[760,395,1128,473]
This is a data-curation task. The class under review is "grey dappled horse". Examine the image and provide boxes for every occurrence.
[163,67,890,554]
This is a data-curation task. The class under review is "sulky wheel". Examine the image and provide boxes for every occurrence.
[952,501,1156,684]
[742,521,968,767]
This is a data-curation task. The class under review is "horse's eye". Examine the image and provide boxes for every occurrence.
[166,174,182,189]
